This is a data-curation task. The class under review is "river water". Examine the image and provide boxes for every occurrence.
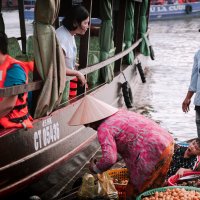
[3,11,200,141]
[133,18,200,142]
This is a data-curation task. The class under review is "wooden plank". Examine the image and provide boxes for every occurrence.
[78,38,143,78]
[18,0,27,54]
[0,31,149,97]
[0,81,43,97]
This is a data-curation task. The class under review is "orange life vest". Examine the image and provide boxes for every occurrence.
[0,55,34,129]
[69,77,78,97]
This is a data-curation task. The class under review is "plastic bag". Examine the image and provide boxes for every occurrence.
[97,172,118,199]
[78,172,118,199]
[78,173,98,199]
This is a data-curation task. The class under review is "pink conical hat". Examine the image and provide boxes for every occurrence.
[68,95,119,126]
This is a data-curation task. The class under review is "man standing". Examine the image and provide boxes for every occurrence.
[182,50,200,138]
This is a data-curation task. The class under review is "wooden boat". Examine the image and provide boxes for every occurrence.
[150,0,200,20]
[1,0,18,9]
[24,0,35,9]
[0,0,153,199]
[24,0,200,21]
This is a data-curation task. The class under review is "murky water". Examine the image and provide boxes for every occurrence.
[134,18,200,141]
[3,10,33,39]
[3,10,200,142]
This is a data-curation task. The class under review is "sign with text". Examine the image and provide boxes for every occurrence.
[150,4,185,13]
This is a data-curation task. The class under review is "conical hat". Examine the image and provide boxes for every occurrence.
[68,95,119,126]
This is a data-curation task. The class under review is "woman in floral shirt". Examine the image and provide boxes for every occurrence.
[166,139,200,179]
[69,95,175,198]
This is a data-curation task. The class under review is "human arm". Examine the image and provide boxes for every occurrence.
[89,127,118,174]
[89,154,123,174]
[0,96,18,118]
[66,68,86,86]
[61,48,86,86]
[56,32,86,86]
[182,91,194,113]
[182,51,199,112]
[175,167,193,177]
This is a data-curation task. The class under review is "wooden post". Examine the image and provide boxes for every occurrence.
[77,0,92,95]
[18,0,27,54]
[79,0,92,69]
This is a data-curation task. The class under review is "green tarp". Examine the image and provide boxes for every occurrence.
[33,0,66,118]
[99,0,114,83]
[124,0,134,64]
[140,0,150,56]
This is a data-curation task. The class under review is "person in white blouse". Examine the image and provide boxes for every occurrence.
[56,5,89,97]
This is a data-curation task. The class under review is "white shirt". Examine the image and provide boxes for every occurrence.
[189,49,200,106]
[56,26,77,70]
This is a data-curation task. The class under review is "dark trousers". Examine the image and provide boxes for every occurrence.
[195,106,200,138]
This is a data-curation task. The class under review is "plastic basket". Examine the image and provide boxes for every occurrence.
[136,186,200,200]
[107,168,128,200]
[168,171,200,186]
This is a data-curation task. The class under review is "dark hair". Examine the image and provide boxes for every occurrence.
[0,32,8,54]
[62,5,89,31]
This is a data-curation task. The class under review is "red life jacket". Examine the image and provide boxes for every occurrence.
[69,77,78,97]
[0,55,34,129]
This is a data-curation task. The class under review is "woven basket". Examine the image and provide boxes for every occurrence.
[107,168,128,200]
[168,171,200,186]
[136,186,200,200]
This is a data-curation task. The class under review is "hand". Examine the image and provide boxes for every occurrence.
[182,98,191,113]
[75,63,79,70]
[175,168,192,178]
[89,158,97,174]
[76,71,86,86]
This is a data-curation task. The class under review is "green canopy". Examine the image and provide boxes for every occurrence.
[140,0,150,56]
[33,0,66,118]
[99,0,114,83]
[124,0,134,64]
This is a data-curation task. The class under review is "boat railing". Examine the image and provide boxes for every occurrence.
[0,31,148,98]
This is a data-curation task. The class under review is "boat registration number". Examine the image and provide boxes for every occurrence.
[34,117,60,151]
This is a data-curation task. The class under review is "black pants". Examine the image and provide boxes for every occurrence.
[195,106,200,138]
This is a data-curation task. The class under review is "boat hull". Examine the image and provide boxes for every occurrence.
[0,59,147,199]
[150,2,200,20]
[24,2,200,21]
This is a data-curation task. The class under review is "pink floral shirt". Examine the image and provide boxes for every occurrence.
[94,109,174,189]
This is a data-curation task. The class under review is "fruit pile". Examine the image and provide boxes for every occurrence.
[141,188,200,200]
[112,178,128,185]
[177,179,200,187]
